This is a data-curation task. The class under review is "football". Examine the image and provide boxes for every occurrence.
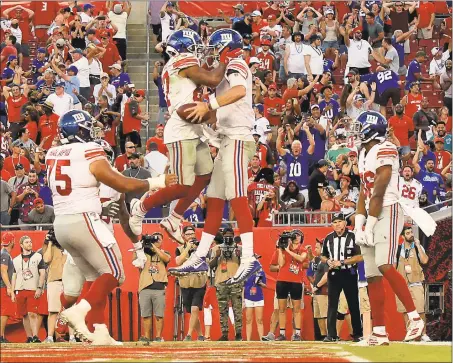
[177,103,214,123]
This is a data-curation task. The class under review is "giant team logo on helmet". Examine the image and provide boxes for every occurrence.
[353,110,388,146]
[207,29,243,59]
[59,110,102,144]
[165,29,203,58]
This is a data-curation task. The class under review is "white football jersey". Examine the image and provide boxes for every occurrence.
[215,59,254,141]
[46,142,106,216]
[162,53,204,144]
[358,141,400,211]
[99,183,121,233]
[399,177,422,209]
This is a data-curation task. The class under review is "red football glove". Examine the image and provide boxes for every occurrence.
[219,46,242,64]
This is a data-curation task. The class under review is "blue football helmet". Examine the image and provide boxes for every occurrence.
[353,110,388,146]
[59,110,101,144]
[165,29,203,58]
[207,28,243,59]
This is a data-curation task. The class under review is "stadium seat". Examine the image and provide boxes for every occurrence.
[435,1,450,14]
[420,83,433,92]
[332,85,344,95]
[419,38,439,51]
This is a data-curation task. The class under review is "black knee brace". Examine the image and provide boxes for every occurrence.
[337,312,346,320]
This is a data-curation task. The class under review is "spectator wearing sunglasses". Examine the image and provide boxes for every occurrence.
[114,141,136,172]
[122,89,149,151]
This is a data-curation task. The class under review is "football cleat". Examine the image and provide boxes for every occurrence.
[129,198,146,236]
[91,324,122,346]
[160,216,184,245]
[404,317,425,342]
[421,334,432,342]
[168,254,208,276]
[261,332,275,341]
[223,257,262,285]
[367,332,390,346]
[60,300,94,343]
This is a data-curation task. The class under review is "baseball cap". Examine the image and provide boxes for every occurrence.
[268,14,277,20]
[182,225,195,234]
[335,128,347,138]
[325,8,334,15]
[332,212,346,222]
[317,159,329,168]
[37,47,46,54]
[434,137,445,143]
[34,198,44,207]
[249,57,260,66]
[431,47,442,56]
[109,63,122,71]
[261,39,271,46]
[14,163,24,170]
[7,55,17,62]
[127,152,140,160]
[67,65,78,75]
[1,232,15,246]
[347,69,358,76]
[56,38,65,47]
[251,10,262,17]
[55,81,65,88]
[113,3,123,14]
[233,4,244,11]
[268,83,277,90]
[70,48,83,55]
[340,174,351,182]
[349,150,358,157]
[167,1,175,6]
[352,27,362,34]
[84,3,94,10]
[156,123,165,129]
[243,33,252,40]
[135,89,145,98]
[100,72,109,79]
[354,94,366,101]
[311,104,320,110]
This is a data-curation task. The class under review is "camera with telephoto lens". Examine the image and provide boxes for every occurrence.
[142,233,161,255]
[188,237,200,254]
[221,236,237,259]
[45,228,62,249]
[278,231,294,249]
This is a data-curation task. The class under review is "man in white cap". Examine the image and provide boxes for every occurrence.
[251,10,268,47]
[69,48,90,104]
[46,81,74,116]
[93,72,117,105]
[107,1,132,60]
[429,45,452,88]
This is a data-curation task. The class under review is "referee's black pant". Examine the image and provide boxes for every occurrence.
[327,269,363,338]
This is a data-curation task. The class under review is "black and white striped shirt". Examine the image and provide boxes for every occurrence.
[322,230,360,270]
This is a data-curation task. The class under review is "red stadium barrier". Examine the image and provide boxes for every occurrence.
[2,225,407,343]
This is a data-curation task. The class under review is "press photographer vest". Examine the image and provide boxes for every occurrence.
[47,245,67,283]
[176,246,208,289]
[396,244,425,285]
[211,244,240,286]
[138,253,169,292]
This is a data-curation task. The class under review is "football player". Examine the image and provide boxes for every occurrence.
[168,29,262,285]
[353,111,426,345]
[128,29,235,243]
[48,110,177,343]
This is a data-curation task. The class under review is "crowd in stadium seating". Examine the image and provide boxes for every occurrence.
[0,1,452,228]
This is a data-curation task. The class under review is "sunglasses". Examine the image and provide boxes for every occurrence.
[126,146,136,149]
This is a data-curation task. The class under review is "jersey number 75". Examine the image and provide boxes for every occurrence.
[46,159,72,196]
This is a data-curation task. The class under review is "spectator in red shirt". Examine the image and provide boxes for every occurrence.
[256,39,277,81]
[0,35,18,71]
[98,32,122,76]
[114,141,136,172]
[2,83,28,138]
[0,155,11,182]
[247,155,262,181]
[2,5,34,60]
[388,103,414,156]
[417,1,436,40]
[433,138,451,175]
[30,1,59,42]
[282,77,317,104]
[251,11,268,47]
[261,83,284,127]
[145,124,168,156]
[3,141,31,176]
[121,89,148,150]
[38,101,60,151]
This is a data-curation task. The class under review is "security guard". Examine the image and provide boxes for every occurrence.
[209,228,243,341]
[175,225,208,341]
[321,212,363,342]
[136,232,171,343]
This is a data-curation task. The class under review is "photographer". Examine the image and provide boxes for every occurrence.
[270,230,307,341]
[209,228,243,341]
[175,225,207,341]
[321,213,363,342]
[135,232,170,343]
[42,228,66,343]
[94,95,121,149]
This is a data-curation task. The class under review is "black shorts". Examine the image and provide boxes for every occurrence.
[276,281,303,300]
[124,131,142,148]
[379,87,401,107]
[151,23,162,36]
[181,286,206,313]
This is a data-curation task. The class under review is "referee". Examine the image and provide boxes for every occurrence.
[321,212,363,342]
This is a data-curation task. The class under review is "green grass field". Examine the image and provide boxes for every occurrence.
[1,341,451,362]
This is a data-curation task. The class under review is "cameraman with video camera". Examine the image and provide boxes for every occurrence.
[209,227,243,341]
[175,225,207,341]
[135,232,170,343]
[41,228,66,343]
[270,229,307,341]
